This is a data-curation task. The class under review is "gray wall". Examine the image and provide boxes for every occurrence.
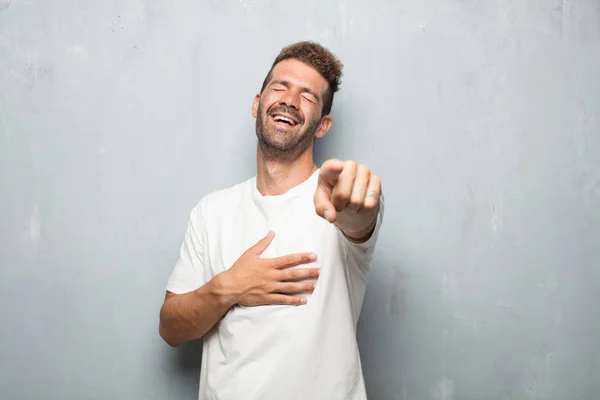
[1,1,599,399]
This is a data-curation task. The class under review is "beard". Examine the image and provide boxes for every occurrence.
[255,101,322,162]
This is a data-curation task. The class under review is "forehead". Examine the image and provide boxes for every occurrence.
[269,59,329,96]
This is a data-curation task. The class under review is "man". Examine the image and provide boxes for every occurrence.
[159,41,384,400]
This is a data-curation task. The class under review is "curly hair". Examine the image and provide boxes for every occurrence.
[260,41,343,115]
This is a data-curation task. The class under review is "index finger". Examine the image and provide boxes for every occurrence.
[268,252,317,269]
[319,159,344,186]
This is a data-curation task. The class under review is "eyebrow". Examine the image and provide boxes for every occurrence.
[270,80,320,100]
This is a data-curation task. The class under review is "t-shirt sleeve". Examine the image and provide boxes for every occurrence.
[165,197,209,294]
[338,194,385,273]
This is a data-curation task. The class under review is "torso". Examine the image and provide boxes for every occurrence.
[197,171,372,400]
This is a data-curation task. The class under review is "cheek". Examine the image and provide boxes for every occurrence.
[303,106,321,125]
[261,93,281,110]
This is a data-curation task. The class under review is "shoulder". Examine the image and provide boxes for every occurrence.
[189,176,255,222]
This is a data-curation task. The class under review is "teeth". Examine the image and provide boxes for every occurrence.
[274,115,294,125]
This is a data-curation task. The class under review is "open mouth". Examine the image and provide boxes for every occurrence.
[271,113,299,127]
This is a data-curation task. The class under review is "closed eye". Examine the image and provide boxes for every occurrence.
[302,94,317,104]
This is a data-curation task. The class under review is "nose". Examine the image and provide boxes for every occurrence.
[280,88,301,110]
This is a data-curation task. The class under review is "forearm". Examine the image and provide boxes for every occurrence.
[338,198,380,243]
[159,274,235,347]
[341,214,377,243]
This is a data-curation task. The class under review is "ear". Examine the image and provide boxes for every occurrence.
[252,94,260,118]
[315,115,333,139]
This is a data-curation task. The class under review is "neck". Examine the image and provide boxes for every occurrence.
[255,143,318,196]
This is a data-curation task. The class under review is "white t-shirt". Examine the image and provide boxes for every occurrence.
[165,169,384,400]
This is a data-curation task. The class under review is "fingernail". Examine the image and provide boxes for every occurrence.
[300,297,307,304]
[309,253,317,261]
[324,209,331,222]
[266,230,274,238]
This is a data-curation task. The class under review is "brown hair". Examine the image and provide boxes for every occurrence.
[260,41,343,115]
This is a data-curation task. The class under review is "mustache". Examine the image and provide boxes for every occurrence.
[268,104,303,124]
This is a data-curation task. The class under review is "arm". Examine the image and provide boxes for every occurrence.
[159,200,214,347]
[159,228,320,347]
[159,274,234,347]
[341,209,379,243]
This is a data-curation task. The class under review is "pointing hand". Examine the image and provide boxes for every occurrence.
[313,159,381,238]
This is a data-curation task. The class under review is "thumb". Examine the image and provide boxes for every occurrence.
[251,230,275,255]
[314,187,337,223]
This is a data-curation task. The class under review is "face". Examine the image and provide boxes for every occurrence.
[253,59,332,162]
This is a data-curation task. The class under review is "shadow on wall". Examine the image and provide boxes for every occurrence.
[167,338,203,395]
[175,338,203,371]
[358,253,412,399]
[312,108,342,166]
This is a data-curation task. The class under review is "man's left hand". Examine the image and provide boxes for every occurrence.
[314,159,382,241]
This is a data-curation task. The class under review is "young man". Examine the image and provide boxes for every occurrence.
[159,41,384,400]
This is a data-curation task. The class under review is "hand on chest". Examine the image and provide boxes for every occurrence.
[215,198,330,273]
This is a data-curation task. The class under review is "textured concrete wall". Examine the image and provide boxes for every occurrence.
[1,1,599,399]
